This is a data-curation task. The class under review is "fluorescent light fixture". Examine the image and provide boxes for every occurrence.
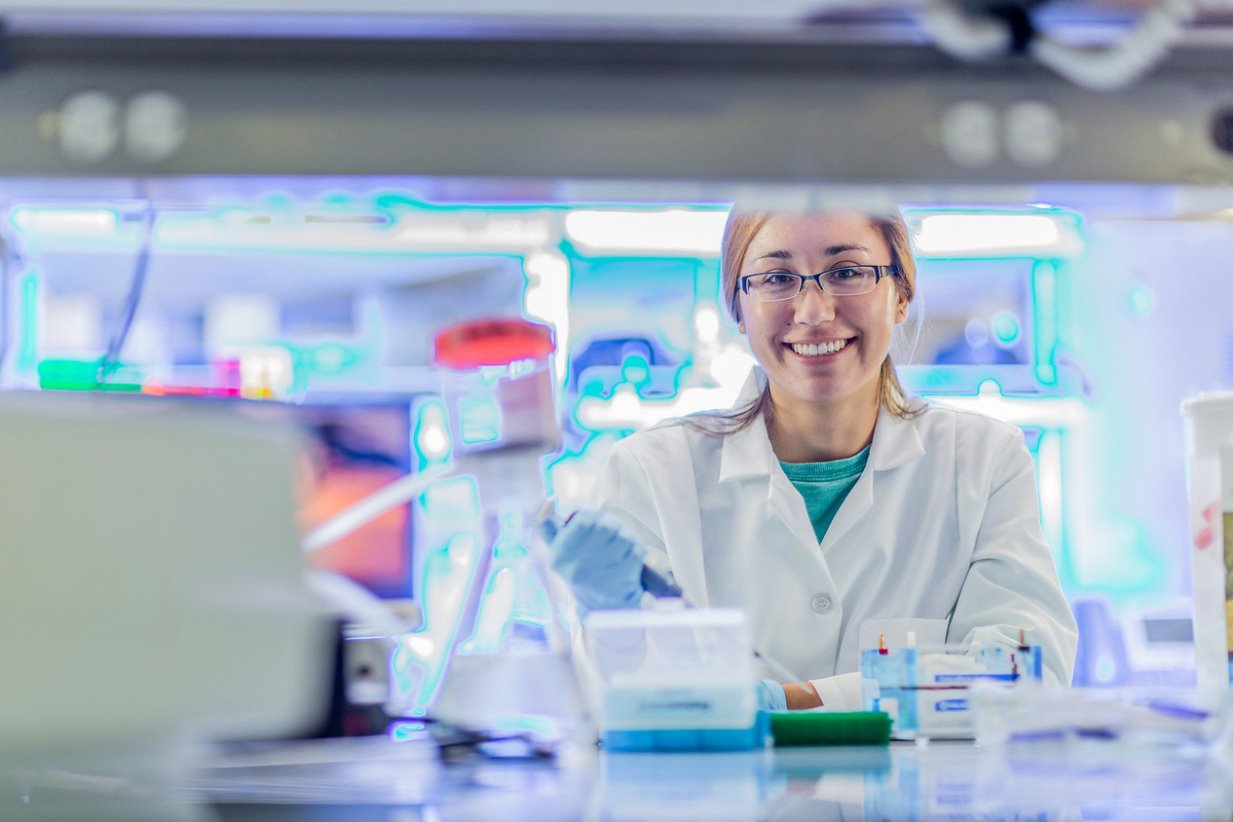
[912,212,1082,258]
[564,208,728,255]
[694,305,721,344]
[11,207,118,237]
[575,379,750,430]
[930,380,1089,427]
[523,250,570,284]
[156,209,554,253]
[156,212,387,251]
[522,250,571,384]
[392,213,552,250]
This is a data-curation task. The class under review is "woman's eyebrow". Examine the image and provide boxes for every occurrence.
[754,249,793,262]
[753,243,869,262]
[822,243,870,256]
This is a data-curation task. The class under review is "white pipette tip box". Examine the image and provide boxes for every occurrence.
[583,608,770,752]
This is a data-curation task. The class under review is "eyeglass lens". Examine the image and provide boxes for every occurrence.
[746,267,877,300]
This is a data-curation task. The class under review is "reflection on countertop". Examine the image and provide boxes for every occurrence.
[4,733,1232,821]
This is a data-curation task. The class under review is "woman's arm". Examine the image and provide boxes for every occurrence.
[948,433,1079,685]
[784,680,823,709]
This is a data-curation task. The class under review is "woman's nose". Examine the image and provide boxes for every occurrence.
[793,279,836,323]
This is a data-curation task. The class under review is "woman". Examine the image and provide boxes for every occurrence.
[549,209,1078,710]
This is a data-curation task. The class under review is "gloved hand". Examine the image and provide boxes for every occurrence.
[756,679,787,713]
[543,509,646,613]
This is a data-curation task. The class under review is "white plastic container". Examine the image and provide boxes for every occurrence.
[861,642,1043,740]
[1180,392,1233,692]
[584,608,764,751]
[433,318,557,453]
[433,317,558,513]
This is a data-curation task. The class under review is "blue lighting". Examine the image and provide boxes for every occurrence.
[991,311,1022,346]
[389,721,429,742]
[1128,285,1155,317]
[1032,261,1059,385]
[458,396,502,445]
[17,274,39,374]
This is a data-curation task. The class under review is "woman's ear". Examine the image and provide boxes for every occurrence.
[894,296,909,325]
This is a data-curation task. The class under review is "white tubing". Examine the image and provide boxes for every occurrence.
[923,0,1198,93]
[921,0,1011,62]
[1030,0,1195,92]
[302,464,453,554]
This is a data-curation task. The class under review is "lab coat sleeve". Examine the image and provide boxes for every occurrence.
[588,438,677,588]
[947,432,1078,686]
[560,437,677,686]
[808,672,863,711]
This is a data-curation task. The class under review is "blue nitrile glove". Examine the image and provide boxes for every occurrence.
[756,679,787,713]
[543,509,646,613]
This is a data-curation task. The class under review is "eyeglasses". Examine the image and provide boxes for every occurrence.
[737,265,898,302]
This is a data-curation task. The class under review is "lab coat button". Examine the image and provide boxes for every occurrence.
[811,594,834,614]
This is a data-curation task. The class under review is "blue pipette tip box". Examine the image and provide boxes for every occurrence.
[602,711,771,752]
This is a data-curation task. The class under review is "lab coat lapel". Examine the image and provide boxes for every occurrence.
[719,398,823,555]
[768,467,822,552]
[712,370,817,553]
[820,405,926,552]
[718,368,770,484]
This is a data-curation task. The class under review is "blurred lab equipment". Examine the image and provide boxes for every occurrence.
[0,390,332,765]
[861,637,1044,740]
[970,682,1232,749]
[425,317,589,744]
[432,316,562,652]
[1181,391,1233,692]
[584,608,769,752]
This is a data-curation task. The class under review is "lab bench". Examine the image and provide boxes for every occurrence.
[10,733,1231,820]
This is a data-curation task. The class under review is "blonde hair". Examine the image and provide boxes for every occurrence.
[714,209,919,431]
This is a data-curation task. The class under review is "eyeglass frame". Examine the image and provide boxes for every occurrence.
[736,264,899,302]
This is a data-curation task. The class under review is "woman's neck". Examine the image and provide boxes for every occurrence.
[767,387,879,463]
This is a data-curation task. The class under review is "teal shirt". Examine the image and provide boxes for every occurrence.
[779,445,871,544]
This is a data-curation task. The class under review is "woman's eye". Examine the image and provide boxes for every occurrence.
[830,267,860,280]
[762,272,796,285]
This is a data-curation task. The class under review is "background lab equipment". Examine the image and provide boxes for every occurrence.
[2,0,1233,817]
[0,389,331,761]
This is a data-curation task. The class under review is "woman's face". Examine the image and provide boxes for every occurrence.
[735,212,908,411]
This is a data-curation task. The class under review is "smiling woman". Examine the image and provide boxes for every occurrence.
[546,207,1078,713]
[719,210,919,447]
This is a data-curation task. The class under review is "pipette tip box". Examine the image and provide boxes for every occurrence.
[585,608,769,752]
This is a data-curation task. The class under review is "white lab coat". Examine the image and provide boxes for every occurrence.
[590,368,1078,709]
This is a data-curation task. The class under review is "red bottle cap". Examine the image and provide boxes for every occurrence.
[433,318,555,369]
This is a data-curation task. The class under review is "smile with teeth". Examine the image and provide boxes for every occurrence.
[790,339,849,357]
